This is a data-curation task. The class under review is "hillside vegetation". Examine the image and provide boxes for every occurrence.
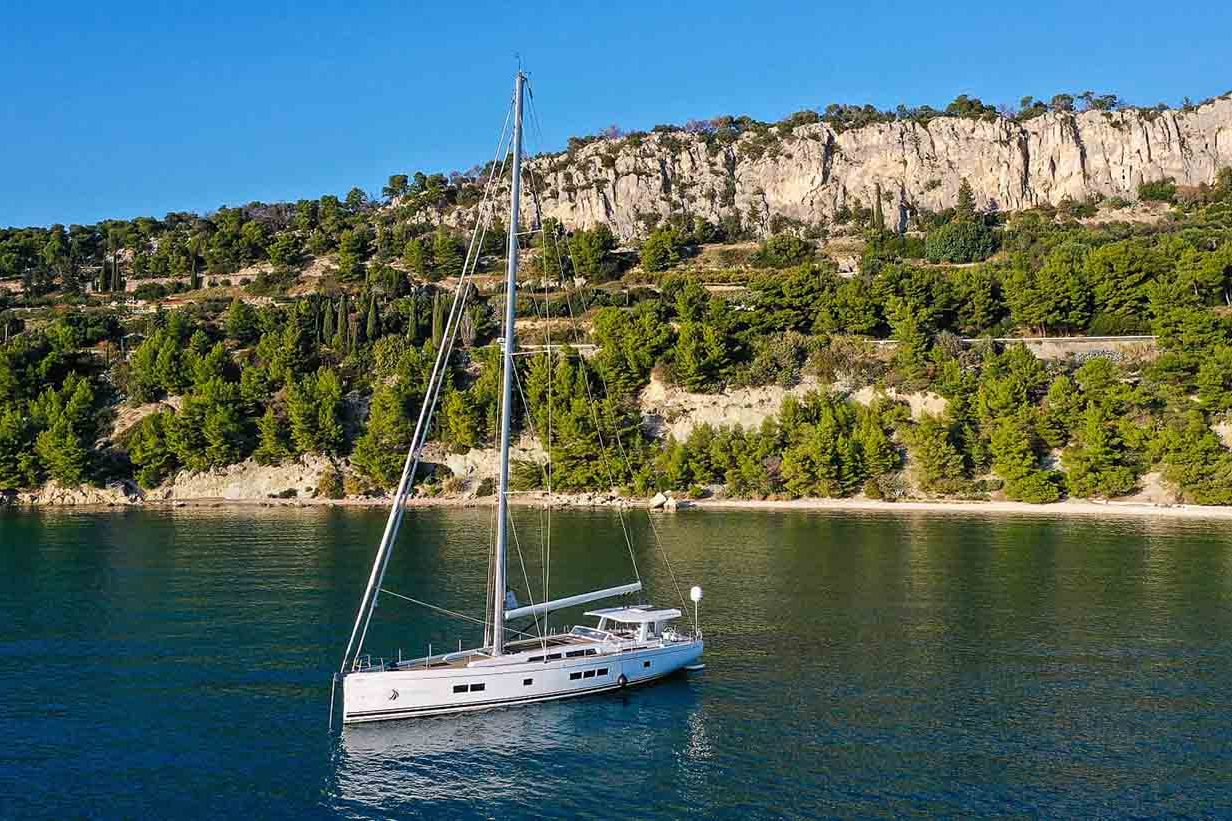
[4,97,1232,506]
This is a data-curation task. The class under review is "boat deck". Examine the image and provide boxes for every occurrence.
[363,631,614,673]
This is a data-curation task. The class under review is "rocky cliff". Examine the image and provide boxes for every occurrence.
[441,97,1232,238]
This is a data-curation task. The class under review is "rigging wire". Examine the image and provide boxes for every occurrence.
[523,89,641,580]
[345,88,516,669]
[379,588,542,640]
[503,496,548,650]
[522,87,642,589]
[524,84,695,625]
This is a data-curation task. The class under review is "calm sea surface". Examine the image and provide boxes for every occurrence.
[3,506,1232,819]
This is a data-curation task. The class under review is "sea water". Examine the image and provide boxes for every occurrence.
[3,506,1231,818]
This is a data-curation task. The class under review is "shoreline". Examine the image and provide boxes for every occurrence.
[7,491,1232,520]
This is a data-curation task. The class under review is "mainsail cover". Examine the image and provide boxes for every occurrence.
[504,582,642,621]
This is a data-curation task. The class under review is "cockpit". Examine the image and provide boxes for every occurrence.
[582,605,684,643]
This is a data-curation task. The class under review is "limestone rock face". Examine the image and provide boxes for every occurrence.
[147,454,336,501]
[17,480,144,506]
[434,98,1232,239]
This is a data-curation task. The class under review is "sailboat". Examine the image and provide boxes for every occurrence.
[333,72,704,725]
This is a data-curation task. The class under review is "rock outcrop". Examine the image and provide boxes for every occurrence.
[146,454,337,502]
[15,480,143,506]
[436,97,1232,238]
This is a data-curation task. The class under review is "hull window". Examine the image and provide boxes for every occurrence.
[523,678,533,686]
[583,670,596,678]
[643,661,651,669]
[569,672,582,681]
[470,683,485,693]
[597,668,609,676]
[452,684,468,693]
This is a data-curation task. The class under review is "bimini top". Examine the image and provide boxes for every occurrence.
[584,605,683,624]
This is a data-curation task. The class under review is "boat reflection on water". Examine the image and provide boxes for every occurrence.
[328,677,710,813]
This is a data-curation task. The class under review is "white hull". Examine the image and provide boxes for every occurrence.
[343,639,702,723]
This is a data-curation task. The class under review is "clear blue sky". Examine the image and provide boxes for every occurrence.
[3,0,1230,228]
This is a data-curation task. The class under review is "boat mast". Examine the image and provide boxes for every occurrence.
[492,71,525,656]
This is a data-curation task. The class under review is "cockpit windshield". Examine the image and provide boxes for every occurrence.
[570,625,610,641]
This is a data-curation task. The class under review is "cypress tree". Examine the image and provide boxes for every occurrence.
[323,299,336,342]
[337,294,349,351]
[432,291,445,348]
[354,295,368,346]
[406,293,422,344]
[366,297,380,342]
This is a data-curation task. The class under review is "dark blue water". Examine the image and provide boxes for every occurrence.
[3,506,1232,819]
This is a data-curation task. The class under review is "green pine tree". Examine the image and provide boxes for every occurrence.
[315,368,345,455]
[1064,405,1137,498]
[351,382,412,488]
[287,376,320,455]
[128,411,178,488]
[253,406,291,465]
[433,228,462,280]
[35,417,89,485]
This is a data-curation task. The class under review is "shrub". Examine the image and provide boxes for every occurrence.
[343,473,375,497]
[640,228,684,272]
[1003,472,1063,503]
[1138,178,1177,203]
[874,473,907,501]
[736,331,811,388]
[316,468,344,499]
[924,220,998,263]
[245,269,296,296]
[132,283,169,301]
[1087,312,1150,335]
[752,234,814,268]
